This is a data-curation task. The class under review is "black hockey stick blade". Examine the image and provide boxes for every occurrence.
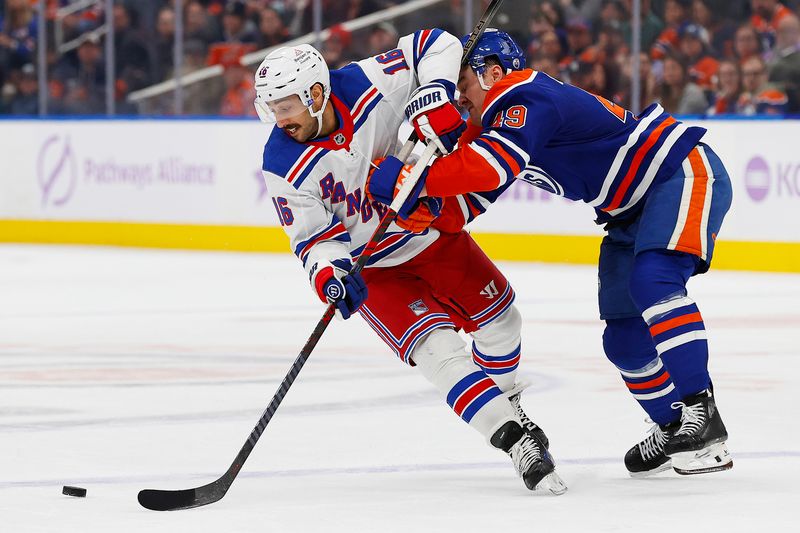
[138,482,225,511]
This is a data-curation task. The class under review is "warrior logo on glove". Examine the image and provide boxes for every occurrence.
[404,82,466,155]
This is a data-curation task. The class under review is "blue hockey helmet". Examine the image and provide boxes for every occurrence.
[460,28,525,77]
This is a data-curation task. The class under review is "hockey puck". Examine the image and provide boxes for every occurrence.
[62,486,87,498]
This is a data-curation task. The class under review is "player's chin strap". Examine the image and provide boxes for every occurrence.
[309,90,330,138]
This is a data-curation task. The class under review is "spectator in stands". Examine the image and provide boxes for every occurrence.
[618,50,659,111]
[582,59,623,102]
[708,59,743,114]
[321,24,354,69]
[216,43,256,117]
[0,0,37,71]
[221,1,257,44]
[691,0,737,60]
[112,4,152,94]
[750,0,793,51]
[255,6,289,49]
[154,6,175,81]
[57,35,106,114]
[734,23,763,65]
[530,55,563,80]
[534,29,568,73]
[657,52,708,114]
[651,0,691,61]
[599,0,627,29]
[537,0,567,32]
[366,21,397,57]
[597,22,629,65]
[679,23,719,90]
[299,0,386,36]
[621,0,664,52]
[5,61,37,114]
[768,12,800,111]
[185,1,222,49]
[565,18,599,64]
[739,55,789,114]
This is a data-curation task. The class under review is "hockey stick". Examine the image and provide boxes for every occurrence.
[137,0,505,512]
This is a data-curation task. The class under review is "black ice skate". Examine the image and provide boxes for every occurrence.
[663,389,733,475]
[625,421,679,477]
[490,421,567,495]
[507,383,549,449]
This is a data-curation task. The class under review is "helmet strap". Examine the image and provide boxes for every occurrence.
[477,69,492,91]
[308,84,330,139]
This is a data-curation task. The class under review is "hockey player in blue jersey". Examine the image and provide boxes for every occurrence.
[368,29,734,477]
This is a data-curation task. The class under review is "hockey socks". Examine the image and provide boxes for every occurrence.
[412,329,517,438]
[630,250,712,398]
[469,306,522,392]
[603,317,681,425]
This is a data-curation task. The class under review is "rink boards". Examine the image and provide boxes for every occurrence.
[1,118,798,272]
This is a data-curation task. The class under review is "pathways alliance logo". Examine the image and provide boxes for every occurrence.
[37,134,77,208]
[744,156,770,202]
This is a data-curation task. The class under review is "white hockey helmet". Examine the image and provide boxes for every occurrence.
[253,44,331,133]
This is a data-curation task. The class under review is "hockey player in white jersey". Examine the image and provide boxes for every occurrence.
[254,30,565,493]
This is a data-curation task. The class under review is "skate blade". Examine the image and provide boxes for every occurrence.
[536,471,568,495]
[628,461,673,478]
[671,442,733,475]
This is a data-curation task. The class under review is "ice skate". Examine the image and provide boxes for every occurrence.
[506,382,549,449]
[490,421,567,495]
[625,420,679,477]
[664,389,733,475]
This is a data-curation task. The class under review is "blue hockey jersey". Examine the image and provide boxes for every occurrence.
[425,69,707,223]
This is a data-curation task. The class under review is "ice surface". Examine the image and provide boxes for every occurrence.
[1,245,797,532]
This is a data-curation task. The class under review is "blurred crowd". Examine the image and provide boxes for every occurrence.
[522,0,800,115]
[1,0,800,116]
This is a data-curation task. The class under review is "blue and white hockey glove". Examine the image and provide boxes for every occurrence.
[404,82,466,154]
[366,156,428,220]
[310,259,368,320]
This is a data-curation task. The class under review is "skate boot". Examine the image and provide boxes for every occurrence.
[507,383,549,449]
[624,420,679,477]
[663,389,733,475]
[490,421,567,495]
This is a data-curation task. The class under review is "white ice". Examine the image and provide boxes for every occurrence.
[1,245,797,532]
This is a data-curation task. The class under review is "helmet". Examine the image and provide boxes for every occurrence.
[461,28,525,79]
[253,44,330,131]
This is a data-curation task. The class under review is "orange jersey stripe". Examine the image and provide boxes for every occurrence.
[426,143,503,197]
[479,138,522,176]
[603,116,676,212]
[482,70,534,115]
[674,148,709,256]
[649,311,704,337]
[626,371,671,390]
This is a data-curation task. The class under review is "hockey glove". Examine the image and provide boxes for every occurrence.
[366,156,428,220]
[404,82,466,155]
[310,259,368,320]
[396,196,444,233]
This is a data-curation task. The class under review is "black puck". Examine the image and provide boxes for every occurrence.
[62,486,87,497]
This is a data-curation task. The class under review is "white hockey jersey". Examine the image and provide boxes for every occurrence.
[261,29,462,281]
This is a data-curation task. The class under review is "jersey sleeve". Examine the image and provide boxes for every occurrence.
[263,170,353,279]
[425,74,562,197]
[366,29,461,102]
[399,28,462,97]
[432,184,514,233]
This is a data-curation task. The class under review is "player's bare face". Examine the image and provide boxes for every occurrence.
[457,67,489,126]
[277,109,315,142]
